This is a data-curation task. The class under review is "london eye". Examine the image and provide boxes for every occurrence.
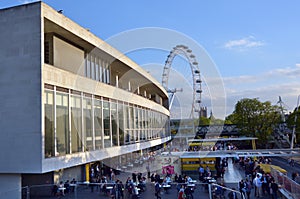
[162,45,202,120]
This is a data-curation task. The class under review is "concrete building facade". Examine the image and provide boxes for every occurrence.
[0,2,170,198]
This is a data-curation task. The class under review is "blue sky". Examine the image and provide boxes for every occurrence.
[2,0,300,118]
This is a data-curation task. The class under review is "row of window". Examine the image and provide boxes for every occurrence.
[44,85,170,158]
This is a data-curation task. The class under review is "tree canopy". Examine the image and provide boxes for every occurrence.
[286,106,300,144]
[226,98,281,147]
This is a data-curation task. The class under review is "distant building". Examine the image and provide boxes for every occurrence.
[200,107,208,118]
[0,2,170,198]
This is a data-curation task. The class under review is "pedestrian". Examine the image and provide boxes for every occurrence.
[261,173,270,195]
[155,181,162,199]
[110,184,116,199]
[253,174,262,198]
[270,179,279,199]
[146,164,151,178]
[245,178,252,199]
[116,181,124,199]
[228,188,238,199]
[178,185,185,199]
[238,179,246,197]
[132,184,139,199]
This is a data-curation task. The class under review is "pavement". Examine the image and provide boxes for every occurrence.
[26,153,299,199]
[28,159,278,199]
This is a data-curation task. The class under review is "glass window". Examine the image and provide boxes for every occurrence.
[99,60,103,82]
[118,102,125,146]
[91,54,95,80]
[44,90,55,158]
[56,92,70,155]
[86,54,91,78]
[83,97,93,151]
[129,106,134,143]
[111,102,118,146]
[106,62,110,84]
[103,61,107,84]
[70,95,82,153]
[134,107,138,142]
[94,98,102,149]
[124,104,130,143]
[141,109,145,140]
[103,100,111,148]
[95,57,99,81]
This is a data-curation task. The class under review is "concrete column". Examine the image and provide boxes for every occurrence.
[116,75,119,88]
[0,174,21,199]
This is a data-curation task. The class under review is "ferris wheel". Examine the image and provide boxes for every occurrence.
[162,45,202,119]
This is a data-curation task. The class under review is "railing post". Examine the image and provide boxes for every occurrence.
[208,183,212,199]
[26,186,30,199]
[74,184,78,199]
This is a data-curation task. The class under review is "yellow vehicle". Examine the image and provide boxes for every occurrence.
[258,163,287,175]
[181,157,216,172]
[181,137,258,173]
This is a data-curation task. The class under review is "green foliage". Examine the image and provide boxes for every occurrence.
[227,98,281,147]
[286,106,300,144]
[198,116,210,125]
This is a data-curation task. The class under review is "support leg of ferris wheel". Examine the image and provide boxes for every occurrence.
[168,88,183,110]
[291,95,300,149]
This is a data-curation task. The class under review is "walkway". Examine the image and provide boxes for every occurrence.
[223,158,244,183]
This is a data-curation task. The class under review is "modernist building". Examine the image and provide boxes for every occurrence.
[0,2,170,198]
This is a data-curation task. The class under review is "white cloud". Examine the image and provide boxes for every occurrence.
[223,75,258,84]
[221,64,300,115]
[224,36,265,50]
[223,64,300,87]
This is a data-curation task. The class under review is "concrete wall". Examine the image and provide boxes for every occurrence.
[53,36,85,76]
[0,3,42,172]
[0,174,21,199]
[43,64,169,115]
[53,166,83,184]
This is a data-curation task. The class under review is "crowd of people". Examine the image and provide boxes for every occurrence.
[149,172,196,199]
[235,157,279,199]
[51,178,77,197]
[188,142,238,152]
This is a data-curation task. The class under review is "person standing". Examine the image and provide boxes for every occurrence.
[155,181,162,199]
[261,173,270,195]
[238,179,246,198]
[132,172,137,183]
[199,166,205,181]
[132,184,139,199]
[245,178,252,199]
[111,169,116,182]
[228,188,238,199]
[146,164,151,178]
[270,179,279,199]
[178,185,185,199]
[253,174,262,198]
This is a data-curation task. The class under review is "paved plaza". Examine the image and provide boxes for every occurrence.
[27,159,280,199]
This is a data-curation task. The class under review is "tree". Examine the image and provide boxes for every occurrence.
[286,106,300,145]
[198,116,210,126]
[227,98,281,147]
